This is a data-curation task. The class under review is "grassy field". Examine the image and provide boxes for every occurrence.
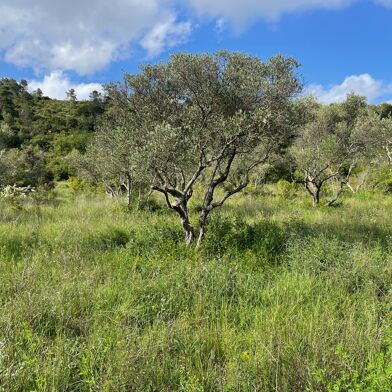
[0,187,391,391]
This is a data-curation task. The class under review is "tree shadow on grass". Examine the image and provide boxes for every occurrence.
[291,220,392,251]
[199,213,392,263]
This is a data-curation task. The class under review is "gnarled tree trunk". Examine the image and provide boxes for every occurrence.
[304,174,321,207]
[181,213,195,246]
[197,208,210,247]
[153,185,195,246]
[326,164,356,207]
[313,187,321,207]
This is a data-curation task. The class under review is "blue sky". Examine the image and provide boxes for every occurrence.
[1,0,392,102]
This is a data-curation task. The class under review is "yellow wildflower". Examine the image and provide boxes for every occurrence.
[241,351,250,360]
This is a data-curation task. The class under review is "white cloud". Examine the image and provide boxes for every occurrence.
[305,74,392,104]
[1,0,391,76]
[188,0,355,27]
[214,18,228,34]
[0,0,188,75]
[376,0,392,7]
[29,71,103,100]
[140,15,192,57]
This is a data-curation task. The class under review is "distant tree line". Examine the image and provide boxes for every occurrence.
[0,78,106,187]
[2,52,392,245]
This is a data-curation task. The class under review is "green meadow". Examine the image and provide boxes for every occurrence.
[0,186,391,391]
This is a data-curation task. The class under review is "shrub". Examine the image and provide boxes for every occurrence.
[1,184,35,209]
[137,197,163,212]
[314,339,392,391]
[67,176,94,194]
[368,164,392,193]
[275,179,297,199]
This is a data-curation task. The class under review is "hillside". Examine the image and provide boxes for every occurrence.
[0,78,105,186]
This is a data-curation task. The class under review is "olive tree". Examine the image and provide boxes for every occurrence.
[355,106,392,166]
[77,88,149,206]
[292,94,366,206]
[85,121,137,205]
[108,52,302,245]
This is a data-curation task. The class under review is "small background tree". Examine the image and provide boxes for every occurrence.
[292,94,367,206]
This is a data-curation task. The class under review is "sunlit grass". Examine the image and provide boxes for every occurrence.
[0,189,391,391]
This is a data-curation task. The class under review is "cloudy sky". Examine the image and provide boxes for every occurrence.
[1,0,392,102]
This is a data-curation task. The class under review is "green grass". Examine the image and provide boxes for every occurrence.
[0,189,391,391]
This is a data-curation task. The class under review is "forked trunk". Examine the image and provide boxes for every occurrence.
[153,187,195,246]
[326,164,355,206]
[304,175,321,207]
[326,186,343,206]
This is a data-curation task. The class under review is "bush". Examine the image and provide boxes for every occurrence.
[67,176,94,194]
[368,164,392,193]
[314,339,392,391]
[137,197,163,212]
[1,184,35,209]
[275,179,297,199]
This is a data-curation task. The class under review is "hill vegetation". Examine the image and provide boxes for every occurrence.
[0,78,105,186]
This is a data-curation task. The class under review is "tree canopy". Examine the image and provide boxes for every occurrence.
[89,51,302,245]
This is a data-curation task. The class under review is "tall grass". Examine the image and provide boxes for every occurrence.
[0,189,391,391]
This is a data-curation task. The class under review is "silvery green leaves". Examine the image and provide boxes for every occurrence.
[292,94,368,206]
[98,52,302,244]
